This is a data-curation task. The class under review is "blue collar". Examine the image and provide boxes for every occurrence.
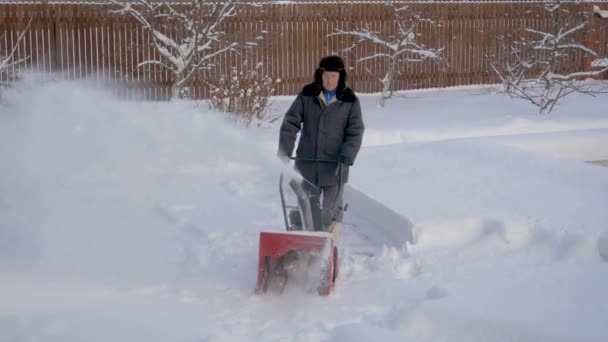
[322,88,337,104]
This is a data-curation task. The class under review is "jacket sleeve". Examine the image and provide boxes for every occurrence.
[340,97,365,165]
[278,94,304,159]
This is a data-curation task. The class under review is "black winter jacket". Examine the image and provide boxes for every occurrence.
[278,83,365,186]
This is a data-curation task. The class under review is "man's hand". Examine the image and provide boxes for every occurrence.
[339,155,353,166]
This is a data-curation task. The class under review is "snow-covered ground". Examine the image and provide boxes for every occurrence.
[1,76,608,341]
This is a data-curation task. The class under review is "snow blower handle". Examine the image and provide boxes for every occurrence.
[288,156,341,164]
[287,157,346,227]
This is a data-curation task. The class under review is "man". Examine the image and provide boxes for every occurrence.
[278,55,365,241]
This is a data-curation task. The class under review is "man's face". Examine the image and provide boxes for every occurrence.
[322,71,340,91]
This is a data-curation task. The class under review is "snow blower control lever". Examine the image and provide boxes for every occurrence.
[285,157,345,232]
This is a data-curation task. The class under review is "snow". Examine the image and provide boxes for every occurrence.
[594,5,608,19]
[592,58,608,68]
[1,74,608,341]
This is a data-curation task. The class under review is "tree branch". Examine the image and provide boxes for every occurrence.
[0,17,33,72]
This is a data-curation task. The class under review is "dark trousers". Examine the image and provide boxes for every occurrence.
[303,182,344,231]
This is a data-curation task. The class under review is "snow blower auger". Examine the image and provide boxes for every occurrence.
[256,159,344,296]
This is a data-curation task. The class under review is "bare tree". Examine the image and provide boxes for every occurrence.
[110,0,238,100]
[0,18,32,91]
[491,1,608,114]
[330,1,445,108]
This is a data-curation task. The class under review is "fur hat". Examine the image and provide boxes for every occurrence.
[314,55,347,91]
[319,55,345,72]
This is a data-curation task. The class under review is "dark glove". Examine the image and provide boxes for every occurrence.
[339,155,353,166]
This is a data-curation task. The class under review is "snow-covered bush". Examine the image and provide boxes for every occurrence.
[208,60,278,126]
[490,1,608,114]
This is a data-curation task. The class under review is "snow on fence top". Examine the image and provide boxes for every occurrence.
[2,0,608,4]
[595,4,608,17]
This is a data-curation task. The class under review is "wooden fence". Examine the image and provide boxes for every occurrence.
[1,1,607,100]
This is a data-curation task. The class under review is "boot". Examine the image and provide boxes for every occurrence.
[323,221,341,242]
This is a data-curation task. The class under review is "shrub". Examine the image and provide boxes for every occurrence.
[209,61,278,126]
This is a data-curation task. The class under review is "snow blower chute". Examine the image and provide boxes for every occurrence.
[256,159,344,296]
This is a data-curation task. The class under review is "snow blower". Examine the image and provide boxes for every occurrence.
[256,159,344,296]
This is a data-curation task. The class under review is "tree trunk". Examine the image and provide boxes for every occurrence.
[171,73,183,100]
[171,84,179,101]
[379,61,396,108]
[539,78,552,114]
